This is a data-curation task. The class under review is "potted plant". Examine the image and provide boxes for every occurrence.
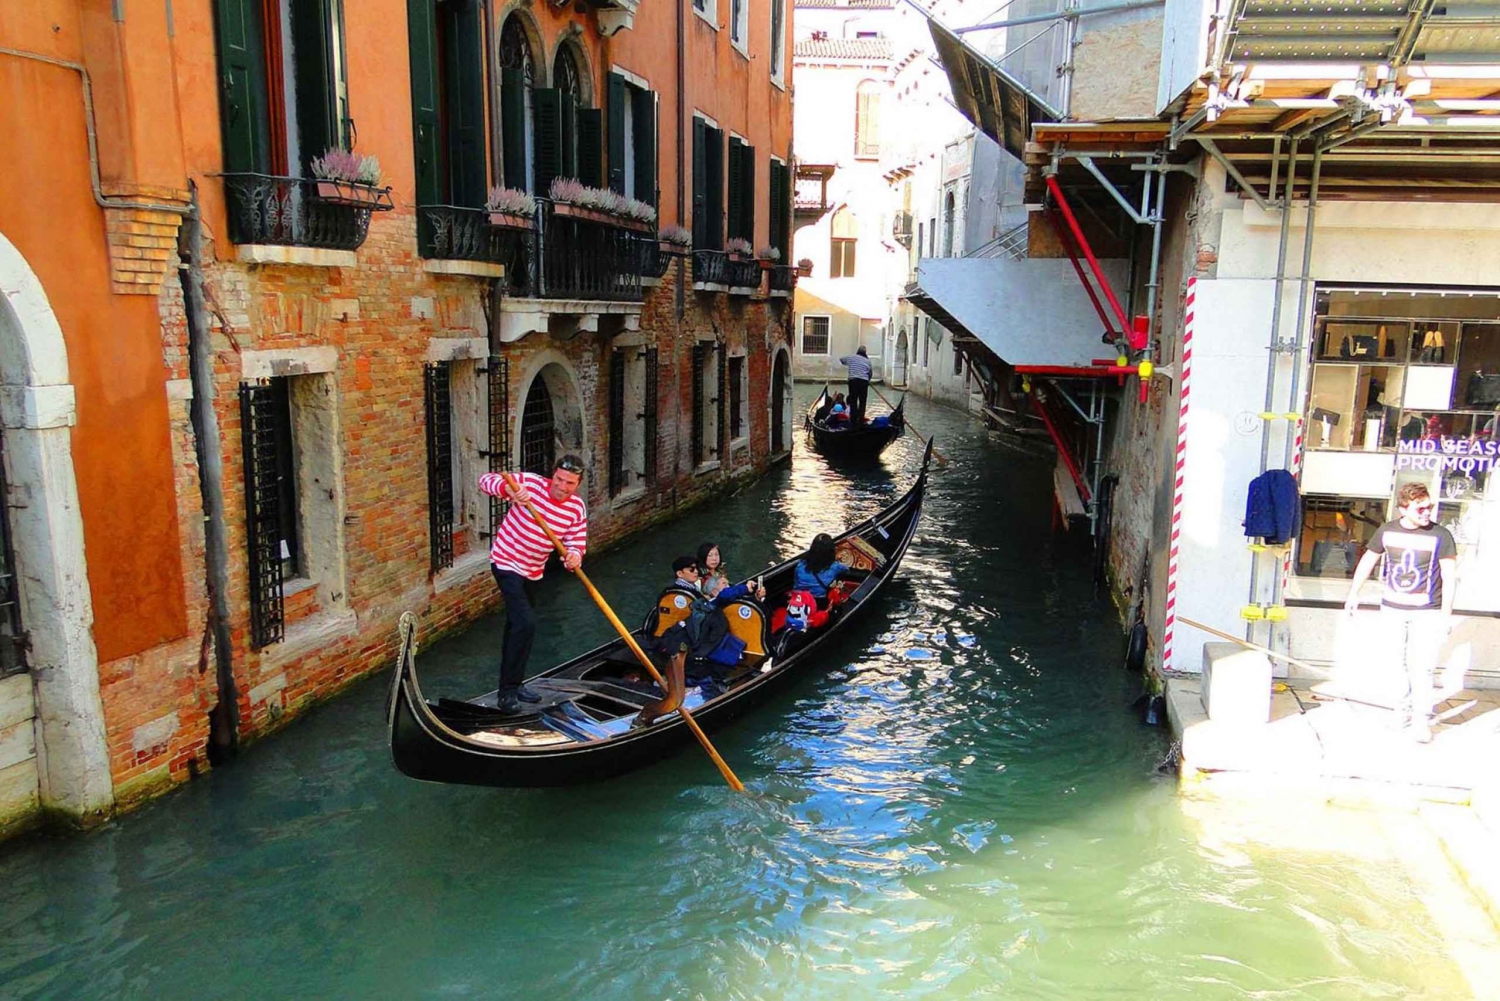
[756,245,781,271]
[796,257,814,277]
[549,179,657,232]
[726,237,753,262]
[659,225,692,255]
[486,186,536,229]
[310,148,389,207]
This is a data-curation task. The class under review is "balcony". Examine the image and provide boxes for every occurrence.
[768,265,796,298]
[692,251,762,293]
[418,205,531,291]
[794,164,835,218]
[635,240,676,285]
[222,174,392,254]
[536,200,645,302]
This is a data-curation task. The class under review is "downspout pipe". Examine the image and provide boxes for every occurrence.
[676,0,687,321]
[0,46,190,216]
[178,185,240,761]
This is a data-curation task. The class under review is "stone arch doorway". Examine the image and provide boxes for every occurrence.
[893,330,909,387]
[516,359,585,477]
[771,348,791,454]
[0,233,111,826]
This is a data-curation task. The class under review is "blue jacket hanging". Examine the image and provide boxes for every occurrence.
[1244,469,1301,544]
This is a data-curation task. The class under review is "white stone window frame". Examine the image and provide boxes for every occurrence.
[769,0,787,90]
[729,0,750,57]
[609,332,653,508]
[695,339,723,475]
[727,349,750,456]
[239,349,354,661]
[693,0,719,31]
[427,338,495,591]
[800,313,833,357]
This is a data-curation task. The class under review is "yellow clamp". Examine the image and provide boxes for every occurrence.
[1258,412,1303,421]
[1239,604,1288,621]
[1265,605,1288,622]
[1240,604,1265,620]
[1247,542,1291,553]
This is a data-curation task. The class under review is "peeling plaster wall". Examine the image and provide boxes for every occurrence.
[1071,12,1166,121]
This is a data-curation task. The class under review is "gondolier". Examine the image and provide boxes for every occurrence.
[478,455,589,715]
[839,346,872,424]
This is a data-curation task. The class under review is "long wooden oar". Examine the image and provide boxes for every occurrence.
[500,473,745,793]
[870,384,949,466]
[1177,615,1332,678]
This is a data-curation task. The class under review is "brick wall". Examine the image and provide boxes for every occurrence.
[94,208,792,809]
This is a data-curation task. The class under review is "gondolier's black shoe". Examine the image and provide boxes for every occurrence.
[497,692,523,715]
[516,683,543,703]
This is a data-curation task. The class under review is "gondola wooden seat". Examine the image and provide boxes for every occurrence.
[719,599,770,668]
[648,586,701,637]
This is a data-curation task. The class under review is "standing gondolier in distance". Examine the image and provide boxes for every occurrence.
[478,455,589,715]
[1342,481,1456,743]
[839,345,872,425]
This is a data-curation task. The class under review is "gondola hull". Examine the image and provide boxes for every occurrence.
[805,386,904,461]
[387,443,931,788]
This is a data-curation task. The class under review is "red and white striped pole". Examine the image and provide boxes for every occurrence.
[1161,277,1196,675]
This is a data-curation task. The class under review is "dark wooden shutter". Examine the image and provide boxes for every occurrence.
[445,0,487,207]
[501,68,527,191]
[239,382,284,649]
[425,362,455,572]
[767,161,784,259]
[691,342,706,467]
[776,160,791,258]
[643,348,659,485]
[608,349,625,497]
[691,118,707,248]
[485,355,511,535]
[576,108,603,187]
[213,0,271,173]
[705,127,724,249]
[407,0,442,206]
[726,137,743,242]
[561,100,577,181]
[607,71,628,194]
[632,88,657,206]
[716,343,728,460]
[742,143,756,247]
[533,88,562,199]
[291,0,342,172]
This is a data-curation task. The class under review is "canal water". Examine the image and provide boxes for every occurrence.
[0,390,1480,999]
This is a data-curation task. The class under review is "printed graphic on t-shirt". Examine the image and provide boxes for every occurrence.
[1368,520,1456,609]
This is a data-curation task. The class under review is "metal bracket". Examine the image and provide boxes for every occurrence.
[1076,156,1150,225]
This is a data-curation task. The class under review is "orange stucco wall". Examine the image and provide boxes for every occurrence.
[0,2,189,662]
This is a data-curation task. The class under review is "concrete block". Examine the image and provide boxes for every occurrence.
[1202,642,1272,726]
[235,245,357,268]
[0,674,34,731]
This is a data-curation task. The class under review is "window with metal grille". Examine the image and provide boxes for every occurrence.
[425,361,455,572]
[521,374,556,474]
[486,355,512,534]
[729,355,744,440]
[716,343,728,460]
[691,342,706,467]
[239,380,288,648]
[643,348,659,484]
[609,348,626,497]
[801,316,830,356]
[0,428,25,676]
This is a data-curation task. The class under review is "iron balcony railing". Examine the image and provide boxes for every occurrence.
[726,257,762,291]
[636,239,676,280]
[221,173,392,251]
[537,200,645,301]
[418,205,533,294]
[768,264,796,293]
[692,249,731,286]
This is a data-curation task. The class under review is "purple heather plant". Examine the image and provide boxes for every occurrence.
[725,237,753,256]
[311,148,382,185]
[756,246,781,261]
[659,225,692,246]
[485,186,536,216]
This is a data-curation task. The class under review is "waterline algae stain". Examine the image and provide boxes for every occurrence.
[0,391,1485,998]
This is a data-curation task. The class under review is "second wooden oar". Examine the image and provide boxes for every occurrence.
[500,473,746,793]
[1176,615,1332,679]
[870,384,949,465]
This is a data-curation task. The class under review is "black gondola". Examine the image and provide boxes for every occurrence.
[386,440,933,788]
[804,384,905,460]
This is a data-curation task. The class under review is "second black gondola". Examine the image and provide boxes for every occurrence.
[805,385,905,461]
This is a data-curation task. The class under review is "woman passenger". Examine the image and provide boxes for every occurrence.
[696,542,729,595]
[794,533,849,601]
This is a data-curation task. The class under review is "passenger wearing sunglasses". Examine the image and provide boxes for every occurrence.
[1343,482,1457,743]
[478,454,589,715]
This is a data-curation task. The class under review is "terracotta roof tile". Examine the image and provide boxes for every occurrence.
[793,36,893,59]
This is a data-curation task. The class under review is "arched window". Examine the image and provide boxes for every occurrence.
[855,81,881,158]
[553,45,585,182]
[498,17,536,192]
[943,190,956,257]
[520,376,556,474]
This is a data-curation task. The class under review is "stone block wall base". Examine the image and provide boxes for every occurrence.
[0,759,40,840]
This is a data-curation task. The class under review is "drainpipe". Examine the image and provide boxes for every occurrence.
[1245,136,1296,636]
[178,185,240,761]
[676,0,687,321]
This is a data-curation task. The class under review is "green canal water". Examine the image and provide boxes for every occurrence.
[0,390,1476,999]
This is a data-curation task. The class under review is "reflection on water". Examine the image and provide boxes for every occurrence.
[0,389,1479,999]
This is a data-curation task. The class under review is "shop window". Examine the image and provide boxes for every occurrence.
[801,316,831,356]
[692,117,724,249]
[1295,496,1386,578]
[609,74,657,204]
[215,0,351,177]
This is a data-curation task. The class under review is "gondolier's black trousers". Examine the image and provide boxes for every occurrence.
[492,567,538,692]
[847,377,869,424]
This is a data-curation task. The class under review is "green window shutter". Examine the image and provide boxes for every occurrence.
[576,108,603,188]
[291,0,341,172]
[767,161,781,259]
[607,72,628,195]
[706,127,724,249]
[742,143,756,247]
[560,102,577,181]
[213,0,271,174]
[533,89,563,199]
[445,0,487,207]
[692,118,707,248]
[726,137,743,243]
[776,161,791,258]
[501,68,528,191]
[632,88,657,206]
[407,0,442,206]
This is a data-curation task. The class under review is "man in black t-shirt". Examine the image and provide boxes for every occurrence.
[1344,483,1457,742]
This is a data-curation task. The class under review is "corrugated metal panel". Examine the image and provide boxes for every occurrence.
[928,18,1060,159]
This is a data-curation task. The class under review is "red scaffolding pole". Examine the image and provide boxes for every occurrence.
[1029,387,1092,503]
[1045,174,1132,334]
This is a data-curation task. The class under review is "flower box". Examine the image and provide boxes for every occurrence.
[757,259,777,271]
[660,241,690,255]
[796,262,813,277]
[553,202,654,232]
[488,210,535,231]
[314,179,390,208]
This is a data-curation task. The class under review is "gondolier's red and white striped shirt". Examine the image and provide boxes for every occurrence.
[478,471,588,580]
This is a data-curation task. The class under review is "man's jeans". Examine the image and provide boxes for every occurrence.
[1381,607,1447,722]
[491,567,537,692]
